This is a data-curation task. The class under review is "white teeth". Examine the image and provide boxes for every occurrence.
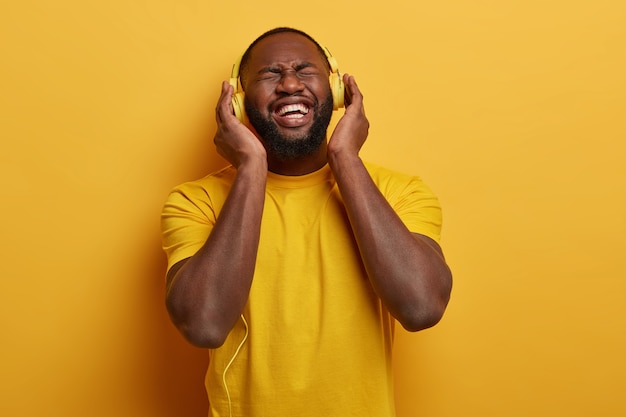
[277,103,309,116]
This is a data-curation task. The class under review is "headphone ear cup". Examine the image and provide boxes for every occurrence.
[229,75,247,124]
[329,72,345,110]
[231,91,247,123]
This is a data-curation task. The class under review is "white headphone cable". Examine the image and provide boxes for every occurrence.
[222,314,249,417]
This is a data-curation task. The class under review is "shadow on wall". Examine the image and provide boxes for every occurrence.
[143,238,209,416]
[140,130,227,416]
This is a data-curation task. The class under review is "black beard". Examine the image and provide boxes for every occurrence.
[245,93,334,160]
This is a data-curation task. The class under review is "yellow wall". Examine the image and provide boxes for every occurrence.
[1,1,625,416]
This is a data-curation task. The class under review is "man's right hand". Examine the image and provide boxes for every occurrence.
[214,81,267,169]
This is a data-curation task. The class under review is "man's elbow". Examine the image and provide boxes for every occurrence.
[398,292,451,332]
[166,303,230,349]
[399,307,446,332]
[401,267,453,332]
[178,322,229,349]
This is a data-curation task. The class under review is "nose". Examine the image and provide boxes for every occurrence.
[276,70,304,95]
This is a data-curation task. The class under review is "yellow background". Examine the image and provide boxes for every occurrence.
[1,1,625,416]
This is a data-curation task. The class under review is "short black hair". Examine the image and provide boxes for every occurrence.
[238,27,330,89]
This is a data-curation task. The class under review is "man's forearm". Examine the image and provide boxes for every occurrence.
[166,162,267,348]
[328,152,452,331]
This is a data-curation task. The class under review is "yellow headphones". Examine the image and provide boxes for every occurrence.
[228,46,345,123]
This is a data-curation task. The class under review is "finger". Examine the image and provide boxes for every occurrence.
[343,74,364,110]
[216,81,233,123]
[341,73,353,106]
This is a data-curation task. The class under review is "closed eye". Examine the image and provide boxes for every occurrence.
[255,63,323,82]
[297,70,319,77]
[295,63,321,77]
[257,67,282,81]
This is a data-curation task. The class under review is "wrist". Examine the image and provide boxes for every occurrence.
[327,148,361,172]
[236,155,268,180]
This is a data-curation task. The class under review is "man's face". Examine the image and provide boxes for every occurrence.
[242,32,334,159]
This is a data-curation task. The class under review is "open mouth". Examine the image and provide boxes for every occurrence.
[275,103,310,119]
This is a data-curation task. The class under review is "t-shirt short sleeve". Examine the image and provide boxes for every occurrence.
[161,168,236,272]
[161,183,217,273]
[366,162,443,243]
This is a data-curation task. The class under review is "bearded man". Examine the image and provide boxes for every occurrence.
[161,27,452,417]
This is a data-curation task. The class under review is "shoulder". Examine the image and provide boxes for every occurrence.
[363,161,443,242]
[363,161,434,197]
[168,165,236,198]
[162,166,237,217]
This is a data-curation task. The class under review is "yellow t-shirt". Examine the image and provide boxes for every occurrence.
[161,162,442,417]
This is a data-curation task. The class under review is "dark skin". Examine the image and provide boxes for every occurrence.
[166,32,452,348]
